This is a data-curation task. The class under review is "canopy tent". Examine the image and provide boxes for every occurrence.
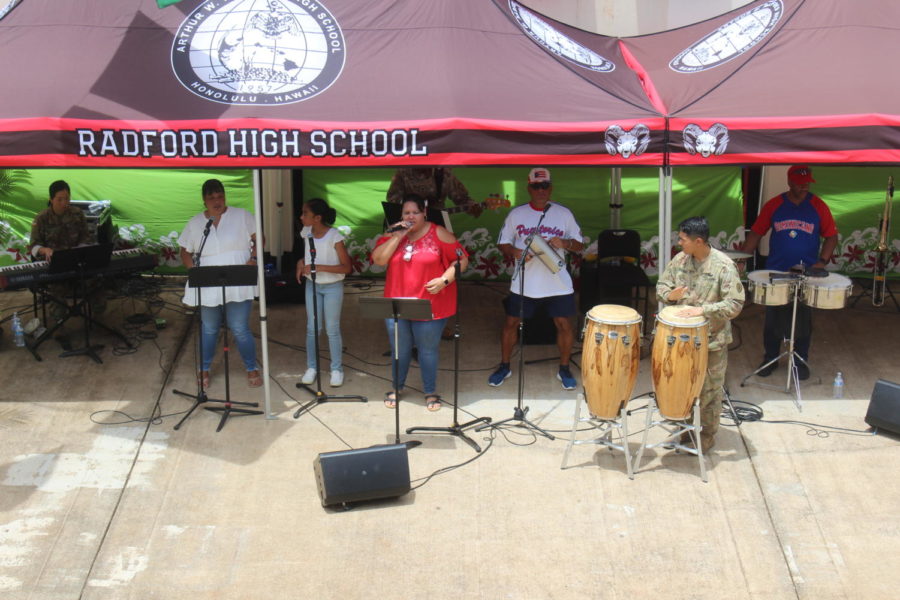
[2,0,898,413]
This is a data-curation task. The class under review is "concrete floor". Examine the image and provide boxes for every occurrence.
[1,276,899,599]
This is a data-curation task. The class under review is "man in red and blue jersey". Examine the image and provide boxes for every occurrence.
[742,165,838,380]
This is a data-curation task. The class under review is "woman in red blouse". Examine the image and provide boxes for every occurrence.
[372,195,468,411]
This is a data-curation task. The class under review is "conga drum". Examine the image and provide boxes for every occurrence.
[650,305,709,420]
[581,304,642,419]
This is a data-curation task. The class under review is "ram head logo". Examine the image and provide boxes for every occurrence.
[683,123,729,157]
[604,124,651,159]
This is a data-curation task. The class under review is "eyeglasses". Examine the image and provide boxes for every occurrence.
[529,181,551,190]
[403,244,414,262]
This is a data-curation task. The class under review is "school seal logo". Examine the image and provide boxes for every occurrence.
[171,0,346,106]
[509,0,615,73]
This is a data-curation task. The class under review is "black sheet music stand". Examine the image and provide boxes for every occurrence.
[381,201,452,232]
[359,296,433,444]
[172,265,263,432]
[32,243,130,364]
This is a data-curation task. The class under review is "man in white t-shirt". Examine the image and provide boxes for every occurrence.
[488,168,584,390]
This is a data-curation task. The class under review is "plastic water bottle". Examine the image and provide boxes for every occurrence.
[11,312,25,347]
[833,372,844,399]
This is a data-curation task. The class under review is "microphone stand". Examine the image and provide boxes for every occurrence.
[478,206,555,439]
[295,233,366,418]
[406,250,491,452]
[174,218,229,430]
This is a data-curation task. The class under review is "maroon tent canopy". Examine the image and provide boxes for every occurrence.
[0,0,666,168]
[620,0,900,165]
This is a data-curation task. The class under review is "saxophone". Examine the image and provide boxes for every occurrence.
[873,176,894,307]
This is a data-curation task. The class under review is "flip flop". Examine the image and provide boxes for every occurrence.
[247,370,263,388]
[384,390,398,409]
[425,394,442,412]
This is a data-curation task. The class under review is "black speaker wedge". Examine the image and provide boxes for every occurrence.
[314,443,411,507]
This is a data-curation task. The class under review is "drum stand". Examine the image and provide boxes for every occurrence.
[740,277,806,411]
[634,396,707,483]
[561,393,633,479]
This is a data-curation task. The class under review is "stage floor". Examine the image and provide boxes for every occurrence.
[1,276,899,599]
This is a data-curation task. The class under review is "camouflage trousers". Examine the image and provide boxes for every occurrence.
[699,347,728,438]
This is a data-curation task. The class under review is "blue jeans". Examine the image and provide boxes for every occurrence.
[385,317,448,395]
[200,300,258,372]
[305,279,344,371]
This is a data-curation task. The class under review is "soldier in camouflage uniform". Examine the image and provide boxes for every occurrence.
[386,167,482,217]
[656,216,745,452]
[28,180,101,323]
[29,180,91,260]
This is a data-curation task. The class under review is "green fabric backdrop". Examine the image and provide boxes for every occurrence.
[3,165,894,280]
[0,169,253,270]
[302,166,744,279]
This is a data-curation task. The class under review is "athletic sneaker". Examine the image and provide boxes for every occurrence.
[557,365,577,391]
[301,368,317,385]
[330,370,344,387]
[488,363,512,386]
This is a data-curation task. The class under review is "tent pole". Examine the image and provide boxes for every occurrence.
[252,169,273,418]
[610,167,622,229]
[658,166,673,275]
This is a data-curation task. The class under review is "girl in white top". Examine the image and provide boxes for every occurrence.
[295,198,352,387]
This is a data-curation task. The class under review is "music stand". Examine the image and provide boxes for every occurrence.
[173,265,263,432]
[406,253,491,452]
[359,296,432,444]
[35,243,129,364]
[293,234,367,418]
[382,201,452,232]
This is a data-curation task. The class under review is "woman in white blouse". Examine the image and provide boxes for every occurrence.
[178,179,261,389]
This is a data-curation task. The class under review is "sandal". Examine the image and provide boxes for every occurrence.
[425,394,442,412]
[384,390,398,409]
[247,370,263,388]
[198,371,210,389]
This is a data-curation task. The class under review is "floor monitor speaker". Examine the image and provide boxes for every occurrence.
[314,443,411,507]
[865,379,900,435]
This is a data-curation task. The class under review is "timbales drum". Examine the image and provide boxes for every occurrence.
[581,304,642,420]
[747,270,794,306]
[650,305,709,421]
[801,272,853,309]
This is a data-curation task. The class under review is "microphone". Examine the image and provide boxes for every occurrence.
[203,217,214,234]
[387,222,411,234]
[543,204,551,214]
[306,233,316,253]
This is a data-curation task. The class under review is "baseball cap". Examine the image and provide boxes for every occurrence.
[787,165,816,184]
[528,168,551,183]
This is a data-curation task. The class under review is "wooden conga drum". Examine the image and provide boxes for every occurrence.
[650,305,709,420]
[581,304,642,419]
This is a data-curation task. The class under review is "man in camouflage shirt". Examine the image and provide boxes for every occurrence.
[386,167,482,217]
[656,216,745,452]
[28,180,98,323]
[29,180,91,260]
